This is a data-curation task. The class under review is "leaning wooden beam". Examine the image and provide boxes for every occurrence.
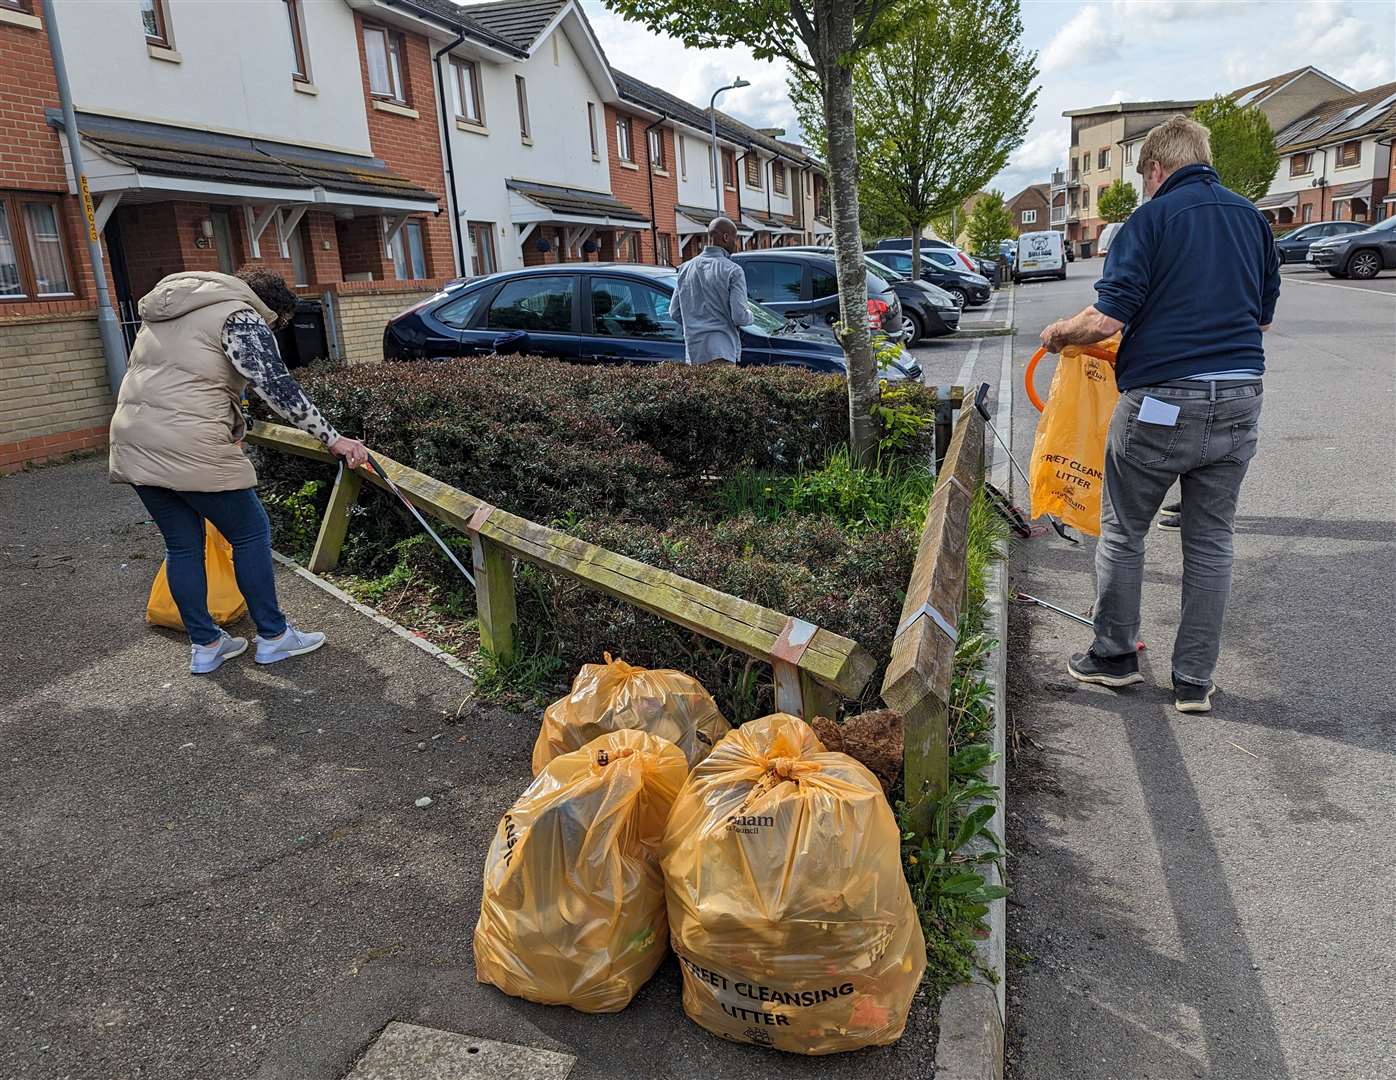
[881,407,985,829]
[246,423,876,703]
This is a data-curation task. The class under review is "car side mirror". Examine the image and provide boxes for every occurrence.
[492,330,530,355]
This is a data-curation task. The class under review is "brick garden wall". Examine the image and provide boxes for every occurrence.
[326,280,449,365]
[0,314,111,474]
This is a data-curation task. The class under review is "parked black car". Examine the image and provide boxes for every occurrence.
[862,248,993,308]
[1274,220,1366,264]
[727,250,907,342]
[872,236,954,252]
[1305,215,1396,278]
[781,246,961,341]
[382,264,923,380]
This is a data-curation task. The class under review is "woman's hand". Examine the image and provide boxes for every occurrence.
[330,436,370,470]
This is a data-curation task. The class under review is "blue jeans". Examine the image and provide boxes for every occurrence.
[1092,380,1263,686]
[135,486,287,646]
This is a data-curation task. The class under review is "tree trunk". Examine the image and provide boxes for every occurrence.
[816,0,876,465]
[909,218,923,280]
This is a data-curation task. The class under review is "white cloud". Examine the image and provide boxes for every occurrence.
[1040,6,1124,73]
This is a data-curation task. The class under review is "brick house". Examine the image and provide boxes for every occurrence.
[1007,183,1050,233]
[1262,81,1396,227]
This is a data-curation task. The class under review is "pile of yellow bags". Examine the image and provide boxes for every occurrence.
[477,657,925,1054]
[661,713,925,1054]
[531,652,730,773]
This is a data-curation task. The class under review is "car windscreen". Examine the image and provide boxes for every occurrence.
[865,256,905,281]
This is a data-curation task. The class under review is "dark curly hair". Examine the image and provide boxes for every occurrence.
[236,268,298,327]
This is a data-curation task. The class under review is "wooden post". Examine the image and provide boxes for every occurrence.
[470,519,517,666]
[799,669,841,724]
[308,463,362,573]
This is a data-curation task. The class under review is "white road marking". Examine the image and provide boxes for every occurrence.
[1281,276,1396,297]
[955,339,982,388]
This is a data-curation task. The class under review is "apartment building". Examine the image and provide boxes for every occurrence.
[1260,81,1396,226]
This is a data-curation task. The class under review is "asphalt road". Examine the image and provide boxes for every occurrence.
[970,264,1394,1079]
[0,461,936,1079]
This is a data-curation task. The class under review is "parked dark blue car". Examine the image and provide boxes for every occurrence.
[382,264,923,380]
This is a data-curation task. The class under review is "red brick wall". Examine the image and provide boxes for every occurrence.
[354,14,452,280]
[605,107,679,265]
[0,10,97,320]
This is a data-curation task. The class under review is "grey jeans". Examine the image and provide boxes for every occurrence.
[1092,380,1263,686]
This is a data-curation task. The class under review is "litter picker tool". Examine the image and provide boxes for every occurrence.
[1013,592,1145,650]
[363,454,475,587]
[974,383,1077,544]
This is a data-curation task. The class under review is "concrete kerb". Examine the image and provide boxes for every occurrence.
[933,330,1012,1080]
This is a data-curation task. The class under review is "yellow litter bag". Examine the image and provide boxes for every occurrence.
[146,524,248,630]
[661,713,926,1055]
[1029,338,1120,536]
[474,728,688,1013]
[531,653,731,775]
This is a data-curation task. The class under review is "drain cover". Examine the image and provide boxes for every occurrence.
[343,1023,575,1080]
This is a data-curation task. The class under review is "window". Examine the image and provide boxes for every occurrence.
[773,162,786,195]
[1097,147,1110,170]
[283,1,310,81]
[1098,185,1107,203]
[437,289,486,328]
[485,275,575,332]
[0,0,34,11]
[1290,152,1312,177]
[621,232,641,262]
[364,25,407,103]
[0,194,74,300]
[742,260,802,303]
[453,60,483,125]
[723,151,736,189]
[708,145,716,187]
[678,136,687,181]
[1070,156,1078,178]
[656,232,673,266]
[809,268,836,299]
[648,128,665,172]
[616,116,633,162]
[141,0,171,46]
[1082,188,1090,209]
[388,219,427,281]
[1022,209,1037,224]
[1124,143,1133,165]
[590,277,682,340]
[287,220,309,287]
[1337,140,1361,167]
[745,154,762,189]
[468,221,496,277]
[926,251,957,269]
[587,103,598,158]
[1082,153,1091,173]
[1301,203,1313,223]
[515,76,530,141]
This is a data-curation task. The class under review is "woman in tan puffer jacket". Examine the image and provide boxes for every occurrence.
[110,269,368,674]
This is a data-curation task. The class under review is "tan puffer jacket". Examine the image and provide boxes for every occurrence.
[109,272,277,492]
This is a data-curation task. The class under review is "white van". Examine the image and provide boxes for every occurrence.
[1098,222,1125,256]
[1015,230,1067,282]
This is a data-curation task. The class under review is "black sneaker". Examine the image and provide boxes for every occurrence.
[1068,650,1144,688]
[1173,679,1216,713]
[1157,514,1182,532]
[1161,501,1182,515]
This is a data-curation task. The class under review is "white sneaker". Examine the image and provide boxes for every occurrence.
[253,624,326,665]
[190,631,248,674]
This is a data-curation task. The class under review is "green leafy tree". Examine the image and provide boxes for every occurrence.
[965,190,1014,252]
[1193,94,1279,201]
[791,0,1037,279]
[606,0,907,464]
[1097,178,1137,223]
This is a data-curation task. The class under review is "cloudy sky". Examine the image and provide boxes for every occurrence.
[583,0,1396,200]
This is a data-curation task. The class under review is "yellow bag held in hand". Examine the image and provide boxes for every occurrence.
[146,525,248,630]
[531,653,731,775]
[1028,337,1120,536]
[661,713,926,1055]
[474,728,688,1013]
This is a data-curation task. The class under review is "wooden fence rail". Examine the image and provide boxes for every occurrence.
[248,422,876,722]
[881,405,986,833]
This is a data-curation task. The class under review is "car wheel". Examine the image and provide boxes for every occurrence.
[902,311,926,343]
[1057,269,1067,280]
[948,287,967,309]
[1347,250,1381,280]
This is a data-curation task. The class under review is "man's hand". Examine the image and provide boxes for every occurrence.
[330,436,369,469]
[1040,320,1071,353]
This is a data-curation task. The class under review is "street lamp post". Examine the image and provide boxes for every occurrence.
[709,78,750,213]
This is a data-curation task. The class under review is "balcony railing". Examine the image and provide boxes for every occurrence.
[1051,169,1082,190]
[1050,207,1067,225]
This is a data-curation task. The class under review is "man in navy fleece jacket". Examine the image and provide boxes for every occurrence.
[1039,115,1280,714]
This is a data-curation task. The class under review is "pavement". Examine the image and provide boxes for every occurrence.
[0,458,937,1079]
[910,264,1395,1079]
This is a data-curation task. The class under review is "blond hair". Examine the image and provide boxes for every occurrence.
[1137,114,1212,175]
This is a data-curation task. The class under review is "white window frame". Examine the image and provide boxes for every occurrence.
[452,59,484,125]
[647,127,665,172]
[515,75,531,143]
[616,115,634,162]
[678,135,687,181]
[364,24,406,104]
[1022,209,1037,224]
[587,102,598,159]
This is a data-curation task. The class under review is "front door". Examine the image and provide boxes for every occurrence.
[211,210,237,275]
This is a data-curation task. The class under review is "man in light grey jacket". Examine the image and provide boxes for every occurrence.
[669,217,753,364]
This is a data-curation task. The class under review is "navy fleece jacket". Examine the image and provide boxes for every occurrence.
[1094,164,1280,390]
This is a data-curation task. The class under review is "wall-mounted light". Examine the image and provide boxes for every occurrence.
[582,238,599,253]
[200,219,215,239]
